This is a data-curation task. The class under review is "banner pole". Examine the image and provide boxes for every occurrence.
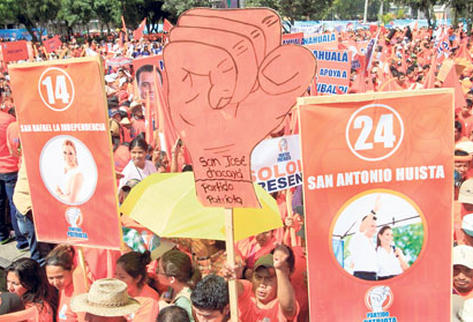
[285,190,297,247]
[225,207,238,322]
[77,247,90,291]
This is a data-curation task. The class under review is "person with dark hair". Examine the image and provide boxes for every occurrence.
[190,274,229,322]
[45,244,83,321]
[157,249,201,321]
[349,197,380,281]
[135,64,163,124]
[157,305,190,322]
[376,226,409,280]
[226,245,299,321]
[458,99,473,138]
[455,120,466,143]
[115,251,159,301]
[0,100,27,250]
[455,149,472,195]
[191,239,229,277]
[119,136,156,189]
[115,251,160,321]
[6,258,58,320]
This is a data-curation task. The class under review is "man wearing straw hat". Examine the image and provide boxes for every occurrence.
[71,278,141,321]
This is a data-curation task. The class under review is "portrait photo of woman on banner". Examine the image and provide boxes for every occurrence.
[39,135,98,206]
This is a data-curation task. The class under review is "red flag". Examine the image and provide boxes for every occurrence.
[0,41,28,62]
[456,38,472,62]
[439,59,466,111]
[133,18,146,40]
[43,35,62,53]
[163,19,173,33]
[423,55,437,89]
[369,24,378,36]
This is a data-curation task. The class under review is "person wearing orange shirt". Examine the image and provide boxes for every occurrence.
[129,102,146,140]
[7,258,58,321]
[0,108,26,249]
[45,245,86,322]
[237,230,277,279]
[234,246,299,322]
[115,251,159,321]
[458,99,473,137]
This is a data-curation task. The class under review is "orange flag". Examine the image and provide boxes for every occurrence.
[133,18,146,40]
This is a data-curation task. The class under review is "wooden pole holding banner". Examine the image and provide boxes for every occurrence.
[77,247,90,291]
[285,190,297,247]
[106,250,113,278]
[224,208,238,322]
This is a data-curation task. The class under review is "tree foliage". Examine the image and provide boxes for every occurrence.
[58,0,93,36]
[91,0,121,32]
[393,223,424,266]
[245,0,332,22]
[394,0,437,27]
[161,0,212,22]
[327,0,380,20]
[0,0,61,41]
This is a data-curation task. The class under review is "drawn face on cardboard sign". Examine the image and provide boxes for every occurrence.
[163,8,316,208]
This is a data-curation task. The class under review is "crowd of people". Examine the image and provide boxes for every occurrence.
[0,19,471,321]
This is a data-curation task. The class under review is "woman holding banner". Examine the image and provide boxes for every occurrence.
[56,139,84,204]
[376,225,409,280]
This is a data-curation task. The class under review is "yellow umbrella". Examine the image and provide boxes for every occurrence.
[120,172,283,241]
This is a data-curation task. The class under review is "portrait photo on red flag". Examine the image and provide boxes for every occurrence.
[8,56,122,249]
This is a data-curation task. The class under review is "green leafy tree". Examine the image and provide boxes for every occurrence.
[245,0,332,23]
[142,0,168,33]
[162,0,212,22]
[393,223,424,266]
[91,0,121,33]
[328,0,381,20]
[120,0,146,28]
[0,0,61,41]
[444,0,473,31]
[58,0,93,37]
[394,0,437,27]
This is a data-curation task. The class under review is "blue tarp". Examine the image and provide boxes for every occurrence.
[0,28,47,41]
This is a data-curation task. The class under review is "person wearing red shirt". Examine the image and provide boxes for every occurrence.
[458,100,473,137]
[234,245,299,322]
[0,109,26,249]
[45,245,86,322]
[130,102,146,140]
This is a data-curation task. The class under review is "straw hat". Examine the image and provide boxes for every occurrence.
[71,278,140,317]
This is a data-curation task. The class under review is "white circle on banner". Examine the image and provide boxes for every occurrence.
[38,67,75,112]
[39,135,97,205]
[345,104,404,162]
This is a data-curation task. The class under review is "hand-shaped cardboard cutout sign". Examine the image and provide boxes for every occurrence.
[164,8,316,208]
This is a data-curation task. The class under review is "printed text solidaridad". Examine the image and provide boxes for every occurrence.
[307,164,445,190]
